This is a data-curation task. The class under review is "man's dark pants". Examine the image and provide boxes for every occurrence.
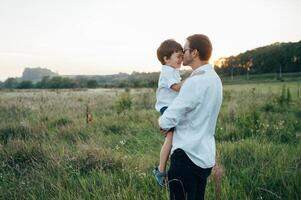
[168,149,212,200]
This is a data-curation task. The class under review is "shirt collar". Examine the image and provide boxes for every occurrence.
[190,64,212,76]
[162,65,177,71]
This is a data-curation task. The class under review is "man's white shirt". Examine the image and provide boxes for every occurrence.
[155,65,181,112]
[159,64,223,168]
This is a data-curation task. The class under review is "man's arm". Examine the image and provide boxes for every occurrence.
[159,78,206,130]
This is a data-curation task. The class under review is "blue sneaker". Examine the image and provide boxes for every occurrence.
[152,167,166,187]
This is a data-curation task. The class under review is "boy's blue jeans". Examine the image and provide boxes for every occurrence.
[159,106,175,132]
[160,106,168,115]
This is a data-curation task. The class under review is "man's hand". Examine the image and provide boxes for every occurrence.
[160,128,169,137]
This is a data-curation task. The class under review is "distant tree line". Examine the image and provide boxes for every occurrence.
[214,41,301,77]
[0,72,161,89]
[1,41,300,89]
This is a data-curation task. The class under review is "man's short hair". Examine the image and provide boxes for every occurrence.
[157,39,183,65]
[187,34,212,61]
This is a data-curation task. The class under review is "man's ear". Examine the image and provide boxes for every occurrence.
[191,49,199,59]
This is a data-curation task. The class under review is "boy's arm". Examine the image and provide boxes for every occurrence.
[170,80,185,92]
[170,82,181,92]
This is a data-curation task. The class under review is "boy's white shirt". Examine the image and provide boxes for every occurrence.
[155,65,181,112]
[159,64,223,168]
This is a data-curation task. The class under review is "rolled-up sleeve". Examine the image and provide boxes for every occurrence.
[166,72,181,88]
[159,77,205,130]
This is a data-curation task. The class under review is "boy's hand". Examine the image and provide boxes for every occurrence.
[170,82,182,92]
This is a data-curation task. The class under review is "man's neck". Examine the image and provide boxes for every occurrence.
[190,60,209,70]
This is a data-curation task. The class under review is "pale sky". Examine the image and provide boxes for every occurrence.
[0,0,300,81]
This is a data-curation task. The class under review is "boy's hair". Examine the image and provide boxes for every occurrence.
[157,39,183,65]
[187,34,212,61]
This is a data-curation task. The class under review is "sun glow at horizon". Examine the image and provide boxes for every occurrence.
[0,0,300,81]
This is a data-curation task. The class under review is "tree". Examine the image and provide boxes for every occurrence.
[87,80,98,88]
[4,78,18,89]
[35,76,77,88]
[17,80,33,89]
[215,40,301,75]
[36,76,50,88]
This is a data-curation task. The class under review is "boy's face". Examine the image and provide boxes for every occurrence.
[165,51,183,69]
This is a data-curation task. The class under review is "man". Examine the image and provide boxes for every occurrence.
[159,34,223,200]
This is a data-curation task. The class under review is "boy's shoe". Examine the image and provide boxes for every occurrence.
[152,167,166,187]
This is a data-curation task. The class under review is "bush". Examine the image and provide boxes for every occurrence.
[114,92,132,113]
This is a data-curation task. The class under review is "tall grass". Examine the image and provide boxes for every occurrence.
[0,83,300,199]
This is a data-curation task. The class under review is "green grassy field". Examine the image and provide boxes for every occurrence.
[0,82,300,200]
[220,72,301,84]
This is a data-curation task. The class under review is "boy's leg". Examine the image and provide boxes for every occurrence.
[153,130,173,187]
[159,131,173,173]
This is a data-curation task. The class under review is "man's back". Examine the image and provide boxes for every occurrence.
[159,64,223,168]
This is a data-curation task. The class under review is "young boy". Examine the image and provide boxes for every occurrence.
[153,39,183,187]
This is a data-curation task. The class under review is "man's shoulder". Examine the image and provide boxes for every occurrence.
[190,70,220,81]
[182,72,221,91]
[191,70,206,77]
[185,72,207,84]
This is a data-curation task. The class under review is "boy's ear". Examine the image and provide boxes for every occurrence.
[163,56,169,63]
